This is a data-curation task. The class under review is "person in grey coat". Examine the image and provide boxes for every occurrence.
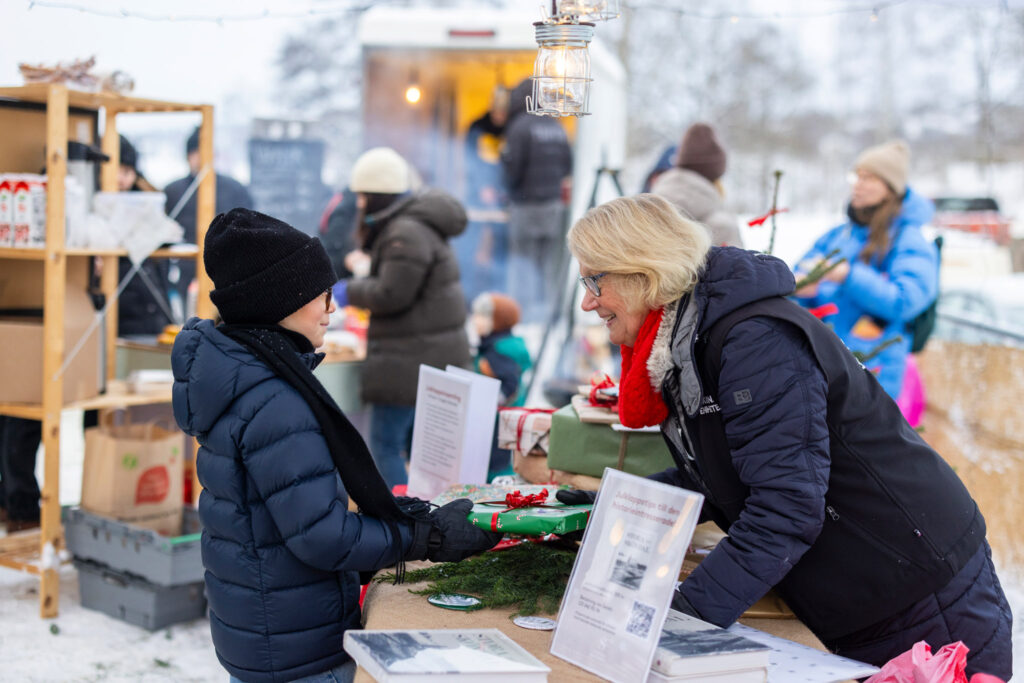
[340,148,472,488]
[651,123,744,248]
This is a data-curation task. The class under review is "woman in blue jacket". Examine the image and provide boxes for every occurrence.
[794,140,937,398]
[172,208,501,683]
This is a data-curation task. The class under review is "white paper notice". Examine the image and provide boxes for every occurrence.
[551,468,704,683]
[406,366,472,500]
[406,365,501,500]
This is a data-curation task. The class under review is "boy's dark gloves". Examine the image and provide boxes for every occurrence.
[425,498,503,563]
[555,489,597,505]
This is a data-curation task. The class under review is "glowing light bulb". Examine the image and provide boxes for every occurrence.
[405,85,421,105]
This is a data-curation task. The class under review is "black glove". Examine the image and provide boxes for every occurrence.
[397,496,434,562]
[555,488,597,505]
[670,589,703,620]
[426,498,503,563]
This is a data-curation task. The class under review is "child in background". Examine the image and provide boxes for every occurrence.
[471,292,532,480]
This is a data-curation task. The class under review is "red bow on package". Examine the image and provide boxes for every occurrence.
[480,488,554,513]
[588,374,618,412]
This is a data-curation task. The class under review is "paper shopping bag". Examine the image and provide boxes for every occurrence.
[81,413,184,535]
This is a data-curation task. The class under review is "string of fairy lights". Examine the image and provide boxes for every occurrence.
[23,0,1016,25]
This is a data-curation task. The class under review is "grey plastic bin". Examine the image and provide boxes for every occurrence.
[74,559,207,631]
[64,506,202,586]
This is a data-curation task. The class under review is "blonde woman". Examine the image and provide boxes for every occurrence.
[557,194,1010,679]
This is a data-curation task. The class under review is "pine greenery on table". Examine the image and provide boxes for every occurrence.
[375,542,578,617]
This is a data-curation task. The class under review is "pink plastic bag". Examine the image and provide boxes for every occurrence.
[865,641,968,683]
[897,354,925,428]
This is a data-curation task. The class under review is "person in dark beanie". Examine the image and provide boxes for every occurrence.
[171,207,501,683]
[164,126,254,317]
[112,134,174,336]
[794,140,937,399]
[341,147,472,489]
[651,122,744,248]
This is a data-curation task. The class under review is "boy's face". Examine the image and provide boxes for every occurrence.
[473,312,493,337]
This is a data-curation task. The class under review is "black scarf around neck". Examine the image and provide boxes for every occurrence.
[218,323,427,580]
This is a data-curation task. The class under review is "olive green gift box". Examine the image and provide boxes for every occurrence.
[545,404,675,478]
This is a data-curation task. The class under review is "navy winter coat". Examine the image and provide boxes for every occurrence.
[649,248,1004,671]
[171,318,412,683]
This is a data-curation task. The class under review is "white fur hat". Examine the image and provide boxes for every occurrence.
[349,147,411,194]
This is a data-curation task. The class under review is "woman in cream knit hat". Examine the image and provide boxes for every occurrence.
[794,139,938,399]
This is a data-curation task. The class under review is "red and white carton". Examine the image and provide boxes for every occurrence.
[0,174,14,246]
[11,174,47,248]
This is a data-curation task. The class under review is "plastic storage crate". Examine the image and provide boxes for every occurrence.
[64,506,202,586]
[74,559,206,631]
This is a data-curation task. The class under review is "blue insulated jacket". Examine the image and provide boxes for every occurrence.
[795,188,937,396]
[171,318,412,683]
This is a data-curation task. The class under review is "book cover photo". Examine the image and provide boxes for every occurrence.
[343,628,550,682]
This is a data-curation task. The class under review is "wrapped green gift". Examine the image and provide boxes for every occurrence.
[467,490,592,535]
[547,404,675,478]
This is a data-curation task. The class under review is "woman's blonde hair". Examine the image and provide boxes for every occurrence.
[567,194,712,310]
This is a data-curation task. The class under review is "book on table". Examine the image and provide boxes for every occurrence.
[343,628,550,682]
[649,609,770,680]
[647,667,767,682]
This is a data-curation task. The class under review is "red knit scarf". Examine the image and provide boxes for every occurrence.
[619,307,670,428]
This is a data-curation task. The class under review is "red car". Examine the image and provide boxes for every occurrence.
[931,196,1012,245]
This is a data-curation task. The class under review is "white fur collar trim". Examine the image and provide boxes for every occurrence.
[647,300,677,392]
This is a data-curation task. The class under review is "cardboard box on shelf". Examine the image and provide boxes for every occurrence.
[0,258,100,404]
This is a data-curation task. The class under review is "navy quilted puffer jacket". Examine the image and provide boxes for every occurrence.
[171,318,412,683]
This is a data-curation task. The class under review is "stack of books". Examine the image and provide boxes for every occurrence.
[648,611,771,682]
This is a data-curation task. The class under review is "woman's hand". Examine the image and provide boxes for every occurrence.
[344,250,371,278]
[822,260,850,284]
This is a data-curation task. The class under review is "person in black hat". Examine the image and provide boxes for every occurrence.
[111,134,174,336]
[163,126,254,317]
[171,208,500,683]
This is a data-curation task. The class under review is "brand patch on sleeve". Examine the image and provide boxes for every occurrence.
[733,389,752,406]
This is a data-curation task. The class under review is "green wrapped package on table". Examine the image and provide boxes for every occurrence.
[467,501,592,535]
[546,404,675,478]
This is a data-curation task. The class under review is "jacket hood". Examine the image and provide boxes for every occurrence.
[171,318,275,436]
[897,187,935,227]
[665,247,795,418]
[650,168,722,222]
[507,79,532,122]
[394,188,468,239]
[695,247,796,333]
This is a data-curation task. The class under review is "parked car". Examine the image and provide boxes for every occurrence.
[931,196,1012,246]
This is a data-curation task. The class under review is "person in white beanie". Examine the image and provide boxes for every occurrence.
[339,147,471,488]
[794,139,938,399]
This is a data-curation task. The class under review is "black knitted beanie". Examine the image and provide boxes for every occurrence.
[204,208,338,324]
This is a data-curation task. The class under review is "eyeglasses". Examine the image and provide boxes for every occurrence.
[323,289,333,311]
[578,272,608,297]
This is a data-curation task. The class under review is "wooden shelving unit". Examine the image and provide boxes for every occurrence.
[0,84,216,618]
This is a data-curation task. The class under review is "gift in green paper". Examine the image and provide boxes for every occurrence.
[466,488,593,535]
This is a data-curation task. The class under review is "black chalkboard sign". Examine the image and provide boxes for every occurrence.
[247,137,333,236]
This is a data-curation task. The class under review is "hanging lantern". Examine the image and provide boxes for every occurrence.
[527,22,594,118]
[553,0,620,23]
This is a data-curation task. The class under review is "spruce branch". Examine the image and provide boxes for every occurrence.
[767,169,783,255]
[853,335,903,364]
[794,248,844,292]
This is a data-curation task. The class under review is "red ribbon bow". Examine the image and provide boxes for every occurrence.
[479,488,558,532]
